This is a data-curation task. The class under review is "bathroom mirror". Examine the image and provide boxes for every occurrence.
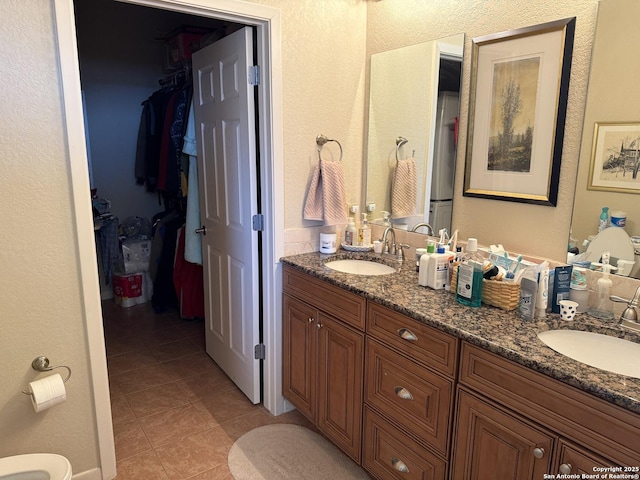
[365,33,464,234]
[570,0,640,278]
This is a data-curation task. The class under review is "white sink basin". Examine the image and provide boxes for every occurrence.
[537,330,640,379]
[324,259,396,276]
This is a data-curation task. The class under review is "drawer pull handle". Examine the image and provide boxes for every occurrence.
[394,386,414,400]
[559,464,572,474]
[391,457,409,473]
[533,447,545,459]
[397,328,418,342]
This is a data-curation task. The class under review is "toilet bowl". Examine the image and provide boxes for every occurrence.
[0,453,72,480]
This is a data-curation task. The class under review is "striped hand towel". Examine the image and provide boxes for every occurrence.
[391,157,417,218]
[303,158,348,225]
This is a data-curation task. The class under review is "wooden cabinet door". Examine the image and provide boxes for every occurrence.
[317,312,364,463]
[282,294,317,421]
[451,389,555,480]
[553,439,618,476]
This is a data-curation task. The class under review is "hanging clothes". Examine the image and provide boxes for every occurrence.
[173,225,204,319]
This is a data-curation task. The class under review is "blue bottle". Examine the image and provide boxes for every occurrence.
[455,238,484,308]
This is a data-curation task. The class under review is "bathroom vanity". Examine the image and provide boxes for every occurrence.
[281,251,640,480]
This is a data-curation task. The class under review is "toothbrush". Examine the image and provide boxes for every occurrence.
[511,255,523,274]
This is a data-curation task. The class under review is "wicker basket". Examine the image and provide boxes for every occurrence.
[451,268,520,311]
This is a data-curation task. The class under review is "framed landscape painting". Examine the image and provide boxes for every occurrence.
[463,17,576,206]
[588,122,640,194]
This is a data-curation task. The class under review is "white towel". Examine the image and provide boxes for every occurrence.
[182,101,202,265]
[303,158,348,225]
[391,157,417,218]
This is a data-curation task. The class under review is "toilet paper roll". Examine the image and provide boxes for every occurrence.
[29,373,66,413]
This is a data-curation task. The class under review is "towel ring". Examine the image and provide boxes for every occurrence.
[316,134,343,162]
[395,136,415,163]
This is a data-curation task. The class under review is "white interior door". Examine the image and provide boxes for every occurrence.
[192,26,261,403]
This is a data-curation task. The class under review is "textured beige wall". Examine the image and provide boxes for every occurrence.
[0,0,100,471]
[367,0,600,262]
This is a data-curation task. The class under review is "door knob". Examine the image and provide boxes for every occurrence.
[195,225,207,235]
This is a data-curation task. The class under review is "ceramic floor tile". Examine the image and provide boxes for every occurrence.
[109,362,181,397]
[113,419,152,461]
[114,449,169,480]
[191,387,259,428]
[161,351,220,378]
[126,380,191,418]
[110,395,136,426]
[153,427,233,480]
[138,403,210,448]
[147,338,202,362]
[107,348,164,376]
[178,369,236,401]
[185,464,234,480]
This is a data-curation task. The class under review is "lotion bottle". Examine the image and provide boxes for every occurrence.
[418,241,436,286]
[427,246,451,290]
[344,217,356,246]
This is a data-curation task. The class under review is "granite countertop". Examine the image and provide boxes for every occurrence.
[281,250,640,415]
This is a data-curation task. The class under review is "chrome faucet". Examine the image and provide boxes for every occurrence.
[410,222,434,235]
[380,226,410,262]
[381,227,396,255]
[610,285,640,333]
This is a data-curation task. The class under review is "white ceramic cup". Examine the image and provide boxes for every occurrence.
[559,300,579,321]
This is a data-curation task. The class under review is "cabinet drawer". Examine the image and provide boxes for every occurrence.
[365,338,453,457]
[367,301,458,377]
[459,342,640,466]
[283,266,366,331]
[363,406,447,480]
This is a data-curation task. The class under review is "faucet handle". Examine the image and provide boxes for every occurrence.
[397,243,410,261]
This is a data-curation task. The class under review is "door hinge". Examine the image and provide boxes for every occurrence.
[252,214,264,231]
[254,343,266,360]
[249,65,261,86]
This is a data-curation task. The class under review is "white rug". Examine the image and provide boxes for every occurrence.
[227,424,370,479]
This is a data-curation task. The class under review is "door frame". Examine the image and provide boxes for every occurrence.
[52,0,284,477]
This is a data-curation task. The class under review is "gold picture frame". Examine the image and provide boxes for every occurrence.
[463,18,576,206]
[588,122,640,194]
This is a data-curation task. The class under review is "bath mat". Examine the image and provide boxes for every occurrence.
[227,423,370,479]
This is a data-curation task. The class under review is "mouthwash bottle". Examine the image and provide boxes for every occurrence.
[456,238,484,307]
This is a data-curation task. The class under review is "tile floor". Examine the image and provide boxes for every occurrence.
[104,300,313,479]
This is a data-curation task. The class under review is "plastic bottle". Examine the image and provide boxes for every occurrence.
[381,211,392,227]
[357,213,371,246]
[598,207,609,233]
[344,217,356,246]
[456,238,484,307]
[445,246,463,292]
[587,262,614,320]
[418,241,436,286]
[427,246,451,290]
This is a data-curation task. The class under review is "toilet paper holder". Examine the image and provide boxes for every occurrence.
[22,356,72,395]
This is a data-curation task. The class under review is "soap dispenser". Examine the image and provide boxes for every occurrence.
[358,213,371,246]
[587,253,614,320]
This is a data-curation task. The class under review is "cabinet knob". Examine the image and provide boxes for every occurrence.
[391,457,409,473]
[394,386,414,400]
[316,322,323,329]
[397,328,418,342]
[533,447,545,459]
[559,464,572,474]
[308,317,314,323]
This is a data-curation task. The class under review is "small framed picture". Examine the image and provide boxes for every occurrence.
[588,122,640,194]
[463,18,576,206]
